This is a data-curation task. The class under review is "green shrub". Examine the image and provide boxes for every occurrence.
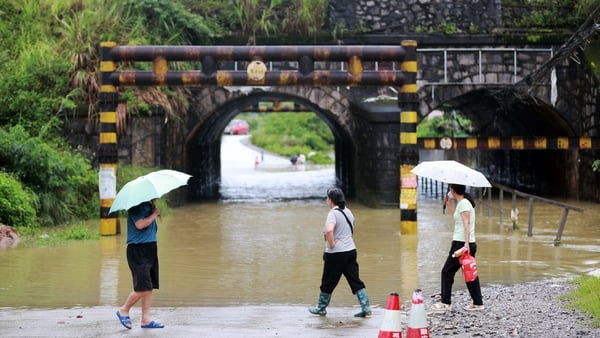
[438,22,458,35]
[0,125,97,226]
[63,224,99,240]
[0,46,69,133]
[124,0,222,44]
[0,171,38,228]
[307,152,332,164]
[417,111,474,137]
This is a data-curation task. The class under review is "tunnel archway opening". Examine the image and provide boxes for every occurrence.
[418,88,579,197]
[185,91,355,202]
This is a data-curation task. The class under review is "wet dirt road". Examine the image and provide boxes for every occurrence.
[0,305,389,337]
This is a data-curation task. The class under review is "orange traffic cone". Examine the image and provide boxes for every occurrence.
[406,289,430,338]
[378,292,402,338]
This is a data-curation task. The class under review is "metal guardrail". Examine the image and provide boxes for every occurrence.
[489,182,583,246]
[417,47,554,85]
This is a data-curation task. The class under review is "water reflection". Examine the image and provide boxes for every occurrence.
[0,136,599,309]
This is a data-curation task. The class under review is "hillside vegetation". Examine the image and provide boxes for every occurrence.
[242,112,334,164]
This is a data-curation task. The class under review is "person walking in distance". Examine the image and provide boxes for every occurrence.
[308,187,372,317]
[116,199,165,329]
[431,184,484,311]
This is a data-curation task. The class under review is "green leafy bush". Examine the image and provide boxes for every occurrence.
[124,0,223,44]
[0,171,38,228]
[0,126,97,226]
[63,224,99,240]
[0,49,68,133]
[417,111,474,137]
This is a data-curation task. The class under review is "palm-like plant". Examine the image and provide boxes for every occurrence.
[55,0,138,131]
[282,0,328,39]
[55,0,218,135]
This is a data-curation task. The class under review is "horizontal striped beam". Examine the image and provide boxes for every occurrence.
[109,70,407,87]
[108,45,408,62]
[418,136,600,150]
[101,43,418,87]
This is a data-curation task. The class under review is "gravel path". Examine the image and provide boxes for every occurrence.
[426,278,600,337]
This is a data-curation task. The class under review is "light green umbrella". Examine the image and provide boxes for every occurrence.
[108,169,192,214]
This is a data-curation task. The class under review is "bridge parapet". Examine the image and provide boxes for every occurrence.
[417,47,555,114]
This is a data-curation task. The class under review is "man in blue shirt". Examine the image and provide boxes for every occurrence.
[116,199,164,329]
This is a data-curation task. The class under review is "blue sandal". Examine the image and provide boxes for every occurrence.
[116,311,132,330]
[141,320,164,329]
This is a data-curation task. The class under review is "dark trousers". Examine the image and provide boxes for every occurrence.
[320,249,366,295]
[127,242,159,292]
[440,241,483,305]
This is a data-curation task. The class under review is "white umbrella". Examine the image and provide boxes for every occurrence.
[108,169,192,214]
[410,160,491,188]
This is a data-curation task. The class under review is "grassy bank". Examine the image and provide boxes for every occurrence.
[566,275,600,327]
[240,112,334,164]
[15,222,100,247]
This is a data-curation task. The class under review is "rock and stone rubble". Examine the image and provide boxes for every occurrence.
[426,278,600,337]
[0,224,19,248]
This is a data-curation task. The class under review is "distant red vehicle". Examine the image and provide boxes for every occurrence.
[224,119,249,135]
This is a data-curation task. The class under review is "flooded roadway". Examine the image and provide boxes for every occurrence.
[1,135,599,313]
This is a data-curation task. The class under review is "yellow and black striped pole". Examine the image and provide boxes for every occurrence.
[98,42,120,235]
[398,40,419,234]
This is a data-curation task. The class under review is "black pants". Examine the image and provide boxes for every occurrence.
[127,242,159,292]
[440,241,483,305]
[320,249,366,295]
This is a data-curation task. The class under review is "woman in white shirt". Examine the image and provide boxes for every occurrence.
[308,187,371,317]
[431,183,484,311]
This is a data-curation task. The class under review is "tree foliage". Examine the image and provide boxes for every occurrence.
[0,126,97,227]
[194,0,328,41]
[123,0,223,44]
[417,111,475,137]
[0,172,38,229]
[500,0,599,31]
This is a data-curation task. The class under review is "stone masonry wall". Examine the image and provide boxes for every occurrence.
[328,0,502,34]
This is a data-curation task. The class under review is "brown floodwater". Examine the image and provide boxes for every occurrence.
[1,136,599,309]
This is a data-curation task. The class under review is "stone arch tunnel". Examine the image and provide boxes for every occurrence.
[419,86,580,196]
[184,90,356,201]
[91,42,599,238]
